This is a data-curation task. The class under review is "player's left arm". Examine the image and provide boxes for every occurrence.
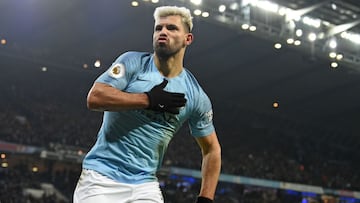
[195,131,221,201]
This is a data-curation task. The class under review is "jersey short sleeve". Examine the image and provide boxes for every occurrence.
[188,84,215,137]
[95,51,149,90]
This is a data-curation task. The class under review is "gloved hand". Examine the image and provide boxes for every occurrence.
[195,196,213,203]
[145,79,186,114]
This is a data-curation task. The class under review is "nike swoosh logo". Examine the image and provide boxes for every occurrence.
[158,104,165,108]
[137,75,152,81]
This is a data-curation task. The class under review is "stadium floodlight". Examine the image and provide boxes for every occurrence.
[202,12,209,18]
[190,0,202,6]
[285,9,301,22]
[241,24,250,30]
[274,43,282,49]
[255,0,279,13]
[218,5,226,13]
[329,39,337,49]
[131,1,139,7]
[329,52,337,58]
[278,7,287,16]
[336,54,343,60]
[94,60,101,68]
[295,29,303,37]
[341,31,360,44]
[308,33,317,41]
[229,2,239,10]
[302,16,321,28]
[241,0,253,7]
[294,40,301,46]
[41,67,48,72]
[330,62,338,68]
[193,9,202,16]
[286,38,294,44]
[331,3,337,10]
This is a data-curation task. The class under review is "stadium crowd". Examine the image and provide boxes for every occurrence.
[1,80,359,202]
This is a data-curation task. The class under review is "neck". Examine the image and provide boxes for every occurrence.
[154,52,184,78]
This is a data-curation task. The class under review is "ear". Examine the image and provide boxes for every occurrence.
[185,33,194,45]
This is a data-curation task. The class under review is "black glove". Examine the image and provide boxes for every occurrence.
[196,196,213,203]
[145,79,186,114]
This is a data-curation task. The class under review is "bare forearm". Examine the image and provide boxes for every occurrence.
[199,147,221,199]
[87,83,149,111]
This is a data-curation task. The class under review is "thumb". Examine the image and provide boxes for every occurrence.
[157,79,168,89]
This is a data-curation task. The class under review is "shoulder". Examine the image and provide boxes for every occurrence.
[182,68,212,111]
[111,51,153,75]
[115,51,152,64]
[183,68,208,97]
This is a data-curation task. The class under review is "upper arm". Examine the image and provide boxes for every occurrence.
[87,82,149,111]
[86,82,119,110]
[195,131,221,155]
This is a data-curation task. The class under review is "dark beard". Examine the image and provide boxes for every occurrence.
[154,44,181,59]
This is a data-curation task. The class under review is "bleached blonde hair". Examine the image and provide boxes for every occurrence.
[153,6,193,32]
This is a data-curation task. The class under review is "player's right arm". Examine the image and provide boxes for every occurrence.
[88,79,186,113]
[87,82,149,112]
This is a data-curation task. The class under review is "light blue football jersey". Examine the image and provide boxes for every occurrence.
[83,51,215,184]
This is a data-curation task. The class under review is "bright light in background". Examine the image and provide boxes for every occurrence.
[131,1,139,6]
[278,7,287,16]
[94,60,101,68]
[32,166,39,173]
[229,2,239,10]
[249,25,256,31]
[41,67,47,72]
[83,63,89,69]
[308,33,317,41]
[0,153,5,159]
[151,0,159,3]
[329,39,337,49]
[341,31,360,44]
[331,62,338,68]
[193,9,202,16]
[1,162,8,168]
[241,0,252,7]
[1,38,6,45]
[331,3,337,10]
[241,24,250,30]
[295,29,303,37]
[202,12,209,18]
[329,52,337,58]
[272,102,279,108]
[274,43,282,49]
[285,9,301,21]
[302,16,321,28]
[190,0,202,6]
[286,38,294,44]
[218,5,226,13]
[78,150,84,156]
[294,40,301,46]
[255,0,279,13]
[336,54,343,60]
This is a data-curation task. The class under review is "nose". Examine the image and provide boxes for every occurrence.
[159,27,168,35]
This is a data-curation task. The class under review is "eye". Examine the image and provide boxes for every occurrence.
[155,25,162,31]
[166,25,178,31]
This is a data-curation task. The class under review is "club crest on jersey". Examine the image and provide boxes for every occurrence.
[108,63,125,78]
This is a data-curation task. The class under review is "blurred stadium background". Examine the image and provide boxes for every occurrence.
[1,0,360,202]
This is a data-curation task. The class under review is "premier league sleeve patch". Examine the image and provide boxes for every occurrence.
[108,63,125,79]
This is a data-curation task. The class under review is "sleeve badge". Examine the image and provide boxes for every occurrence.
[108,63,125,79]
